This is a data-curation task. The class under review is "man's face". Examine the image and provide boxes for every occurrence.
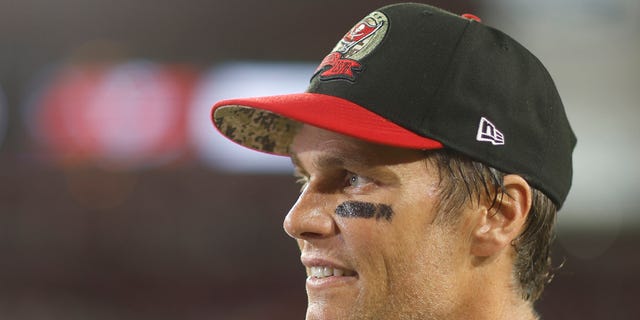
[284,125,474,320]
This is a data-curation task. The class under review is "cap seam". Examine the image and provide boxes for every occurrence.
[419,19,472,133]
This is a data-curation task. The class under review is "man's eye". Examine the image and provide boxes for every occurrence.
[346,172,372,188]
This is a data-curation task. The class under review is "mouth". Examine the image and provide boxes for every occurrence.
[307,266,357,279]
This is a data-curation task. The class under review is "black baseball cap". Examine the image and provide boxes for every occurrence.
[211,2,576,208]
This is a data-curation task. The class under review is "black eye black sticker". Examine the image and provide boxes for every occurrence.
[335,201,393,221]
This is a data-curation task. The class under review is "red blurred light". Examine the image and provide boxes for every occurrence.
[29,61,198,169]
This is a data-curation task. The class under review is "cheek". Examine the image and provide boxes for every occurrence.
[338,213,419,276]
[379,204,455,283]
[385,226,461,310]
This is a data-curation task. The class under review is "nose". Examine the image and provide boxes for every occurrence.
[283,189,336,240]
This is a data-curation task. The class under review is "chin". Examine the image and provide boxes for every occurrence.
[306,301,356,320]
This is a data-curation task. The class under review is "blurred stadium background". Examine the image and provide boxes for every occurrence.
[0,0,638,319]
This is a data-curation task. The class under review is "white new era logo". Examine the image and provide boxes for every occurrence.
[476,117,505,145]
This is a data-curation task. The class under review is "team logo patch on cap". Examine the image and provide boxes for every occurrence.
[314,11,388,82]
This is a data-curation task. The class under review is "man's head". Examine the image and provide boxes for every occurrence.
[284,125,545,319]
[210,3,575,319]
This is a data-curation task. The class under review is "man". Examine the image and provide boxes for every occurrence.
[211,2,575,319]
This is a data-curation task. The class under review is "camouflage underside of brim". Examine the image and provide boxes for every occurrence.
[213,106,300,155]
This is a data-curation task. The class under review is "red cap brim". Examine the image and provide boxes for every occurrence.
[211,92,443,155]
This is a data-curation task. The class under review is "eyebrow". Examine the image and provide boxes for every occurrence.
[314,155,347,170]
[291,153,360,171]
[290,152,400,184]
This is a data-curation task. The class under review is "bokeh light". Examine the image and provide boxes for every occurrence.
[24,60,197,169]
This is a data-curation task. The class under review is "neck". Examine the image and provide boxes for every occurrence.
[458,257,540,320]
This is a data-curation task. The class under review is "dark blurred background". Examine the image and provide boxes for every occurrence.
[0,0,638,319]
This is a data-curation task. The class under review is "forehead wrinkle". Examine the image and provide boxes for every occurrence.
[312,149,376,172]
[323,136,383,165]
[291,138,371,170]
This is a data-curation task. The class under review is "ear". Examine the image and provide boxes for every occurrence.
[470,174,532,257]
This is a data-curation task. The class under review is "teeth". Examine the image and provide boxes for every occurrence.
[309,266,353,278]
[323,266,332,277]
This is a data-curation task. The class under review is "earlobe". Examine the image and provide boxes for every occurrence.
[470,175,532,258]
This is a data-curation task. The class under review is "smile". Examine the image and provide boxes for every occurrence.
[308,266,357,279]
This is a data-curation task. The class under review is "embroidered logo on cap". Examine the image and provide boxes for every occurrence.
[314,11,388,82]
[476,117,505,145]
